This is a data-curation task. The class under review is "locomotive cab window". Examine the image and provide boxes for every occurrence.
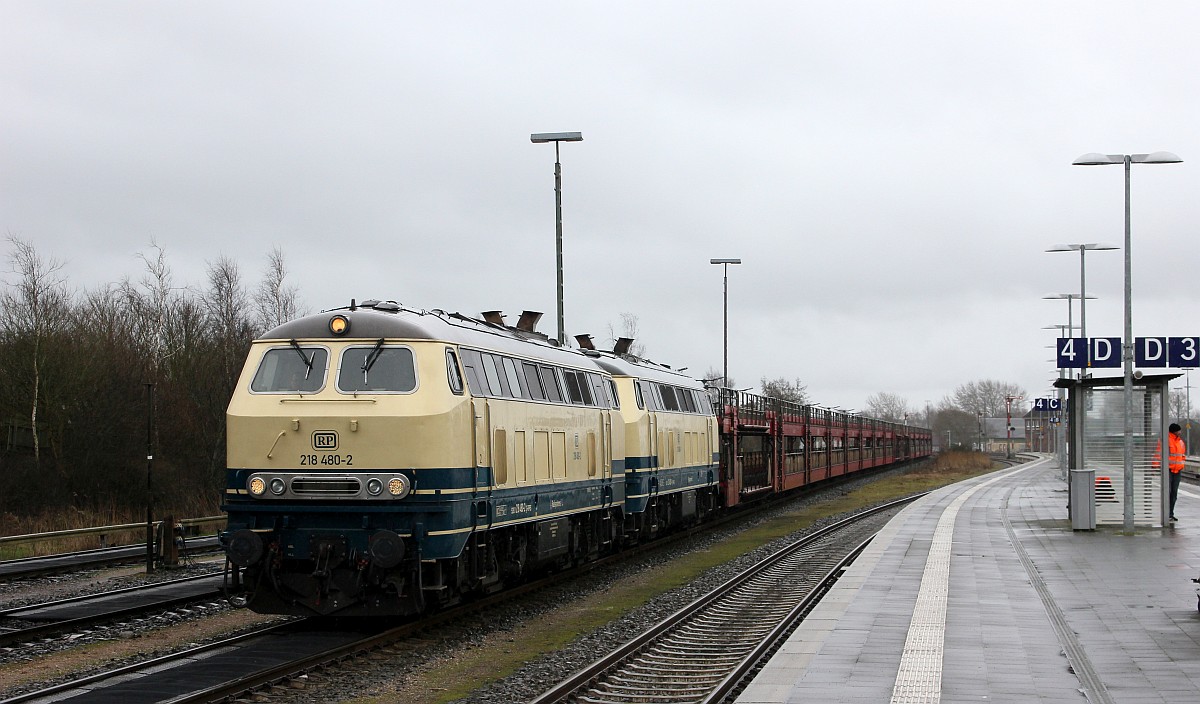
[337,345,417,393]
[446,349,464,395]
[251,346,329,393]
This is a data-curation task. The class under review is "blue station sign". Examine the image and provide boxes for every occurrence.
[1033,397,1064,412]
[1056,337,1200,369]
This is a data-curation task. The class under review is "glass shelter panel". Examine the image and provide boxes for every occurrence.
[1081,386,1164,527]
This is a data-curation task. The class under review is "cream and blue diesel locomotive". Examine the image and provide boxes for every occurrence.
[221,300,717,616]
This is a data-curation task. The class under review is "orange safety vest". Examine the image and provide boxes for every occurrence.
[1152,432,1187,474]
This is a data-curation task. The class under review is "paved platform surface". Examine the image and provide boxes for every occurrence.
[736,455,1200,704]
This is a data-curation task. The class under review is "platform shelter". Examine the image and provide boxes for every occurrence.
[1054,373,1179,529]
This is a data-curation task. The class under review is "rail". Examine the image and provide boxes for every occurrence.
[0,515,226,549]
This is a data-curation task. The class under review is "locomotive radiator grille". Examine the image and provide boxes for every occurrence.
[291,477,361,496]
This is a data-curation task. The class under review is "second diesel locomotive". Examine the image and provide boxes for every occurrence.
[221,300,930,616]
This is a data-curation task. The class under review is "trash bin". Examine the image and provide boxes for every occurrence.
[1070,469,1096,530]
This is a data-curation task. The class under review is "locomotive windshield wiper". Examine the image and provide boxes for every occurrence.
[289,339,315,380]
[362,338,386,376]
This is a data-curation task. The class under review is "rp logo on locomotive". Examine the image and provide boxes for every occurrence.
[312,431,339,451]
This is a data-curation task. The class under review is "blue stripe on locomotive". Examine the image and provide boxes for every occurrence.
[621,454,720,513]
[222,464,626,560]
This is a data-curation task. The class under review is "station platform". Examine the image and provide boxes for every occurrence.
[736,455,1200,704]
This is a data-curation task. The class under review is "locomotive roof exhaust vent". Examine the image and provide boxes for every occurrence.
[481,311,505,326]
[614,337,635,355]
[575,334,595,350]
[517,311,543,332]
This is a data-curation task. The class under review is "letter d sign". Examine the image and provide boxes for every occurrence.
[1136,337,1168,367]
[1090,337,1121,368]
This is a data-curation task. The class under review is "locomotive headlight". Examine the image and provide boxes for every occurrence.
[270,478,287,495]
[387,475,412,499]
[366,478,384,496]
[329,314,350,335]
[249,477,266,496]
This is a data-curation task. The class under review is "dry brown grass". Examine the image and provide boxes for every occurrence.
[0,495,223,559]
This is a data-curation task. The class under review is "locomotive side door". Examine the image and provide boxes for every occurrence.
[473,398,490,469]
[648,409,660,498]
[602,410,612,479]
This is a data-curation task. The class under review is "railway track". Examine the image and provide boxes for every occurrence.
[0,572,226,650]
[0,537,221,581]
[528,497,916,704]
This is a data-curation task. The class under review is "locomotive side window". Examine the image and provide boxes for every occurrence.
[609,379,621,409]
[658,384,679,412]
[481,353,505,396]
[337,346,417,393]
[637,380,659,411]
[446,349,464,395]
[678,387,697,413]
[459,348,486,394]
[252,347,329,393]
[522,362,546,401]
[587,373,610,408]
[562,370,594,405]
[633,381,645,409]
[501,357,526,398]
[539,366,564,403]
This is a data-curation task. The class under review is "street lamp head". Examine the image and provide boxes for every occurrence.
[710,258,742,265]
[1046,243,1119,252]
[531,132,583,143]
[1134,151,1182,164]
[1073,153,1121,166]
[1073,151,1182,165]
[1042,293,1095,300]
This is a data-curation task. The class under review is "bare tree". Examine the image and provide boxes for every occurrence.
[1,235,70,462]
[1169,389,1193,425]
[950,379,1026,417]
[760,376,808,404]
[122,239,180,374]
[253,247,301,333]
[865,391,911,422]
[205,256,248,344]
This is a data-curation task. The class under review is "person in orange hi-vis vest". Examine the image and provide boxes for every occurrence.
[1152,423,1187,522]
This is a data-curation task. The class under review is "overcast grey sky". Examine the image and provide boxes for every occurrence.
[4,1,1200,414]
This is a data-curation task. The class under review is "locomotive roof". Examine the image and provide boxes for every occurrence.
[592,352,703,388]
[258,300,606,370]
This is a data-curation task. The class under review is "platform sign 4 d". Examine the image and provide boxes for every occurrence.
[1056,337,1121,369]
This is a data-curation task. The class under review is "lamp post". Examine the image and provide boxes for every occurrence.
[1042,293,1094,367]
[1187,369,1193,449]
[1046,243,1117,372]
[710,258,741,387]
[531,131,584,345]
[1073,151,1182,532]
[1004,394,1023,458]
